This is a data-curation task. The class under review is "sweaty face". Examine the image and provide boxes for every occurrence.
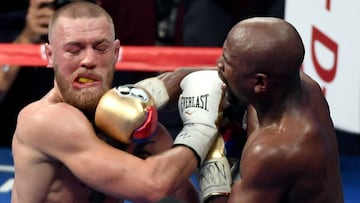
[217,45,249,106]
[49,16,119,115]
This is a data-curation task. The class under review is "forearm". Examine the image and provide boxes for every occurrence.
[111,146,199,203]
[0,65,20,102]
[14,31,37,44]
[14,18,45,44]
[145,146,198,194]
[157,68,199,102]
[0,29,41,102]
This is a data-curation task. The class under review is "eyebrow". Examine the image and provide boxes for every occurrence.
[64,38,111,47]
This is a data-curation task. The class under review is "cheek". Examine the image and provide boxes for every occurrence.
[55,61,78,81]
[100,67,115,87]
[223,65,236,85]
[59,64,76,76]
[99,54,117,72]
[54,53,76,71]
[225,70,245,100]
[102,53,117,66]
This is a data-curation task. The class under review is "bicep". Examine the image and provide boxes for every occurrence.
[54,123,152,197]
[28,106,144,194]
[237,144,294,203]
[17,103,172,200]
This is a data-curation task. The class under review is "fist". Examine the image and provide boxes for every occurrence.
[95,85,158,144]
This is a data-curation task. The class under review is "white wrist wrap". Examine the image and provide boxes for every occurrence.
[135,77,170,109]
[174,124,217,165]
[198,157,232,202]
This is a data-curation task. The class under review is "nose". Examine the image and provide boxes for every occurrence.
[81,47,96,69]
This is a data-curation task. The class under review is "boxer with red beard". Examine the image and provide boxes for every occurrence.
[11,2,224,203]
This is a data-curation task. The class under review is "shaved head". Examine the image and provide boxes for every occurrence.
[225,17,305,82]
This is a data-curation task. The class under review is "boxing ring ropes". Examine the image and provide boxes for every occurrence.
[0,43,222,71]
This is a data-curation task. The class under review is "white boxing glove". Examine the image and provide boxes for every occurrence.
[174,70,224,165]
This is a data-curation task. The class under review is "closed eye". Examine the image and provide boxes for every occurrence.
[64,43,83,55]
[95,44,109,53]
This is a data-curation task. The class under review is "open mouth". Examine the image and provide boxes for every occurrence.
[77,77,96,83]
[73,75,100,88]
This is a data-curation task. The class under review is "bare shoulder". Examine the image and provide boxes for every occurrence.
[300,71,324,98]
[241,128,313,186]
[14,98,94,155]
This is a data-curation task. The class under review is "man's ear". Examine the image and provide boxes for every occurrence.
[44,43,53,68]
[114,39,121,62]
[253,73,268,93]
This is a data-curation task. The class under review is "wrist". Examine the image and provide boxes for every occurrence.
[135,77,170,109]
[14,30,41,44]
[173,124,218,166]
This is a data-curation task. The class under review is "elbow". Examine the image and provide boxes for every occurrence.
[141,178,175,202]
[152,182,175,202]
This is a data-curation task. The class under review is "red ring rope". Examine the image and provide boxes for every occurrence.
[0,44,222,72]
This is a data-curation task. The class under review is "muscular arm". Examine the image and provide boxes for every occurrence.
[15,102,198,203]
[132,123,200,203]
[228,131,303,203]
[157,68,198,103]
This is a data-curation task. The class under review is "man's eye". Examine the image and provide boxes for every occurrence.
[96,45,109,53]
[66,47,81,55]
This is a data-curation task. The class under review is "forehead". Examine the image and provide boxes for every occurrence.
[52,16,112,41]
[222,39,242,67]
